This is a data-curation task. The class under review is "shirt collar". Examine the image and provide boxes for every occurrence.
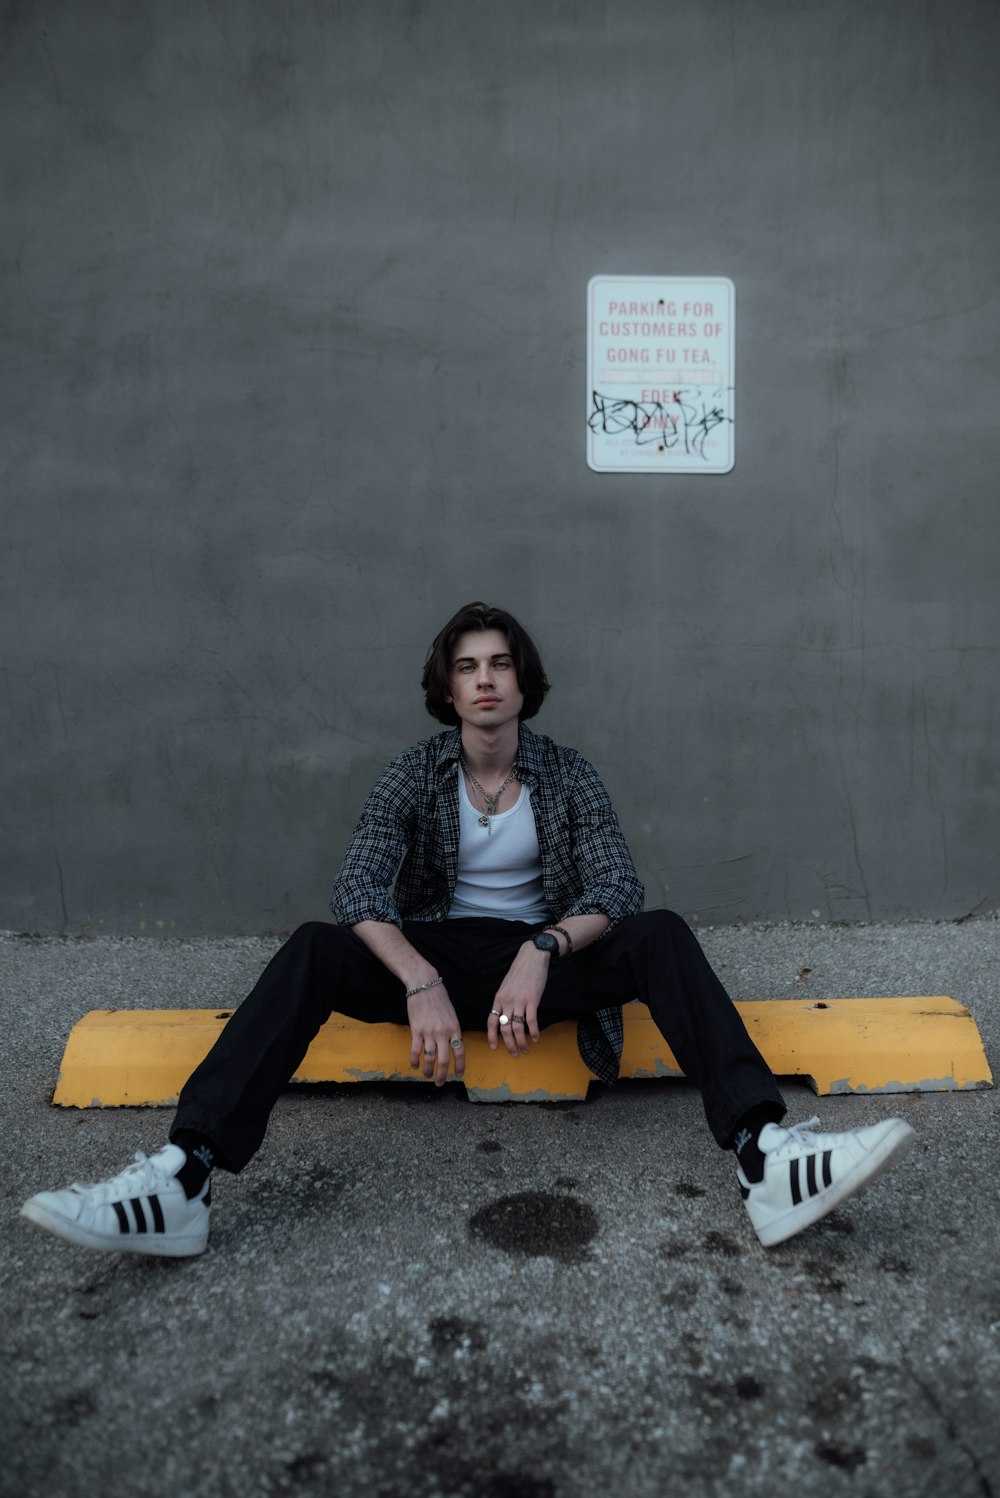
[432,722,543,786]
[434,727,463,772]
[513,722,543,788]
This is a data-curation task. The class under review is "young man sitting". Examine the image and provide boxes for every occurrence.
[22,602,915,1256]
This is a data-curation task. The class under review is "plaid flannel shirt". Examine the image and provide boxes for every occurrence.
[330,723,645,1082]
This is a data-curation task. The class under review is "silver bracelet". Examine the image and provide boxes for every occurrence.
[405,975,444,999]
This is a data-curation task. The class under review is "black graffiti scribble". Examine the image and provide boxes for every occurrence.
[588,387,733,459]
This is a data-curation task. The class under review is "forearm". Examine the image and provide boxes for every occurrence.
[351,919,439,991]
[546,912,611,959]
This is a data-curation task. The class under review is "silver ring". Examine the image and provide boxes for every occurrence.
[511,1014,526,1025]
[424,1045,436,1055]
[449,1036,464,1051]
[499,1015,510,1027]
[490,1008,502,1017]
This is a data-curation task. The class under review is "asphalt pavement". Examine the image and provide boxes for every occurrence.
[2,914,999,1498]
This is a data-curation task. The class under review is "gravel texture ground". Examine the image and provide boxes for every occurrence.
[2,916,999,1498]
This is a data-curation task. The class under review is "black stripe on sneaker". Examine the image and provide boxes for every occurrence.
[822,1150,833,1189]
[130,1198,148,1234]
[149,1194,165,1234]
[806,1153,818,1197]
[790,1158,802,1206]
[113,1201,129,1234]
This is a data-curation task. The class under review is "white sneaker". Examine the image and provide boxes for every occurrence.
[739,1115,916,1247]
[20,1144,210,1257]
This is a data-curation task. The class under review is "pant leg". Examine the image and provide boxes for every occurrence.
[544,909,786,1147]
[171,921,407,1172]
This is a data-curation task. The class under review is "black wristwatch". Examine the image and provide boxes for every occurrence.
[532,931,561,963]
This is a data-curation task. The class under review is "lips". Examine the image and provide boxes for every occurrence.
[474,697,501,707]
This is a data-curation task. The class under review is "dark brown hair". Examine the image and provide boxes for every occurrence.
[421,602,551,725]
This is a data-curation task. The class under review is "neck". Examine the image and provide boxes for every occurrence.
[459,721,520,777]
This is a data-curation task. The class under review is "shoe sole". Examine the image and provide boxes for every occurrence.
[19,1200,208,1258]
[752,1118,917,1248]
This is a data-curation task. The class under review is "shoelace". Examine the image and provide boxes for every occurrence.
[73,1151,171,1204]
[766,1116,822,1158]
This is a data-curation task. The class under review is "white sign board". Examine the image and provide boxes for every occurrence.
[587,276,735,474]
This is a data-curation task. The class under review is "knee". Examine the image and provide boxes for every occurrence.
[656,907,692,932]
[630,908,699,947]
[285,921,353,956]
[285,920,326,949]
[291,921,330,940]
[279,921,363,993]
[632,908,690,935]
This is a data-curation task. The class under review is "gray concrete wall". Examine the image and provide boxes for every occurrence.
[2,0,998,935]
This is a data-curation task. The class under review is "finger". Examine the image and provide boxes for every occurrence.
[525,1004,541,1043]
[510,1015,530,1055]
[410,1029,423,1070]
[422,1037,439,1080]
[498,1015,520,1057]
[434,1035,453,1087]
[448,1034,467,1080]
[487,1007,502,1049]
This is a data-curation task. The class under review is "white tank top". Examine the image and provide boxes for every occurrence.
[448,777,550,923]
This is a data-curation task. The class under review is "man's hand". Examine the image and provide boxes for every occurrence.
[408,984,466,1087]
[487,942,550,1057]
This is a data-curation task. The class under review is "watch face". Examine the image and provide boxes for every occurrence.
[534,933,559,957]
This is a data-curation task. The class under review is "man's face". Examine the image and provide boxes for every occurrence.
[446,628,524,731]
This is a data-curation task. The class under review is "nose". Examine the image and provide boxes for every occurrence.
[476,660,495,687]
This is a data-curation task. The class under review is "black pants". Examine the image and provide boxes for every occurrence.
[171,910,786,1171]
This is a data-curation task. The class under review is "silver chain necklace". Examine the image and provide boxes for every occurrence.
[460,755,519,831]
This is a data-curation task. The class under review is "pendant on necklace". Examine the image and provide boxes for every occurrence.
[478,815,490,830]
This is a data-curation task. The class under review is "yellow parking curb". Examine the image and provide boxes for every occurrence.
[51,996,992,1107]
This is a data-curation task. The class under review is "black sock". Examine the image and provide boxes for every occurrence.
[731,1105,781,1184]
[171,1130,216,1200]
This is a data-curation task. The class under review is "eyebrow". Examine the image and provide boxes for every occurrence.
[452,653,514,666]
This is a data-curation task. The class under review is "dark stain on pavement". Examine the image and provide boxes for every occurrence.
[734,1375,764,1400]
[816,1442,868,1471]
[907,1435,936,1459]
[469,1191,598,1263]
[429,1316,487,1353]
[286,1450,327,1481]
[658,1238,691,1259]
[47,1389,97,1427]
[242,1160,347,1220]
[703,1230,741,1258]
[806,1377,862,1420]
[674,1180,707,1198]
[661,1275,700,1309]
[803,1256,846,1294]
[478,1477,555,1498]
